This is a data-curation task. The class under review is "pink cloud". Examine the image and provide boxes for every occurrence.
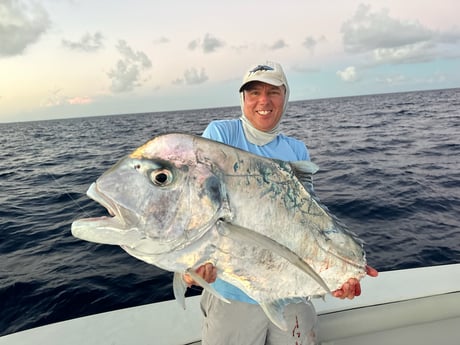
[67,96,92,105]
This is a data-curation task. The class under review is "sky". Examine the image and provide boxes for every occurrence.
[1,0,459,123]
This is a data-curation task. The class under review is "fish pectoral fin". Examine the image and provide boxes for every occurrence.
[173,272,187,310]
[218,221,331,294]
[186,268,231,304]
[290,160,319,194]
[290,160,319,176]
[259,300,289,331]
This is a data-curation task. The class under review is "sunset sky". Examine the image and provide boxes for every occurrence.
[1,0,459,122]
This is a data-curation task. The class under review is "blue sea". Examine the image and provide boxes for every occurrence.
[1,88,459,336]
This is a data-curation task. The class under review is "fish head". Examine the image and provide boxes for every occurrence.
[71,134,228,256]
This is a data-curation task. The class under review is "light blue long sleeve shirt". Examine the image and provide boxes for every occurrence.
[202,118,311,304]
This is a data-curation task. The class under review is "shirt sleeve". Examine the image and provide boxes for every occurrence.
[202,120,237,145]
[300,142,310,161]
[285,136,310,161]
[202,121,224,142]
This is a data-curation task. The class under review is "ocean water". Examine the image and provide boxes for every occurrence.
[1,88,459,336]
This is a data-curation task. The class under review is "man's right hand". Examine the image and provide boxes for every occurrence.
[183,263,217,287]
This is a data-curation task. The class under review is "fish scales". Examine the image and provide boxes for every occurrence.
[71,133,367,329]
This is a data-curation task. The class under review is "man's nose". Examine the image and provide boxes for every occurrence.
[258,91,270,103]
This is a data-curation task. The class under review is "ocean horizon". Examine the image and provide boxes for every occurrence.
[2,87,458,125]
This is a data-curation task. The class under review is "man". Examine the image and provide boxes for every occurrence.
[185,61,378,345]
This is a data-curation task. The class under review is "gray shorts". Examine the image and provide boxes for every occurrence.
[200,290,318,345]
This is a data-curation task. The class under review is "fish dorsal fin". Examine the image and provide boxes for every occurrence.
[173,272,187,309]
[217,221,331,294]
[186,268,231,304]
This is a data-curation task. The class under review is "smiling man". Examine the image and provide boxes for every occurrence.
[185,61,378,345]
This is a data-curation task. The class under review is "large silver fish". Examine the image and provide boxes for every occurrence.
[71,133,367,329]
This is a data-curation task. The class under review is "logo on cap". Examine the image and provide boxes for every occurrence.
[248,65,274,75]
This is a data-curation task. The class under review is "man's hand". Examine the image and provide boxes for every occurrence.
[332,265,378,300]
[183,263,217,287]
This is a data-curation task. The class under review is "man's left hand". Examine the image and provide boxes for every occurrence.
[332,265,378,300]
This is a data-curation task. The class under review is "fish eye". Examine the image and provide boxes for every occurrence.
[149,168,173,186]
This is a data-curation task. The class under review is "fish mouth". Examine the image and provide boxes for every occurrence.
[86,182,119,219]
[85,182,144,229]
[71,183,145,247]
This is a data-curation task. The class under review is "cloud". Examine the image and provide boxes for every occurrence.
[372,41,437,64]
[67,96,93,105]
[341,4,431,53]
[341,4,460,64]
[172,67,208,85]
[116,40,152,68]
[188,33,225,53]
[375,72,447,86]
[62,32,104,52]
[187,39,199,51]
[41,89,93,107]
[41,88,64,107]
[202,33,224,53]
[375,74,407,85]
[268,39,288,50]
[337,66,358,82]
[0,0,51,57]
[153,36,169,44]
[302,35,326,54]
[108,40,152,93]
[230,44,249,54]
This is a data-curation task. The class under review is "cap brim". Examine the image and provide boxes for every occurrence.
[239,77,284,92]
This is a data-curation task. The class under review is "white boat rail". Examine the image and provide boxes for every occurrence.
[1,264,459,345]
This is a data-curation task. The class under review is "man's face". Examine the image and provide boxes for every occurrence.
[242,81,285,132]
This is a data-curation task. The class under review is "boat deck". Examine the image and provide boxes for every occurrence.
[1,264,459,345]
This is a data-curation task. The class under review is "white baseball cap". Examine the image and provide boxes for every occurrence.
[239,61,288,92]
